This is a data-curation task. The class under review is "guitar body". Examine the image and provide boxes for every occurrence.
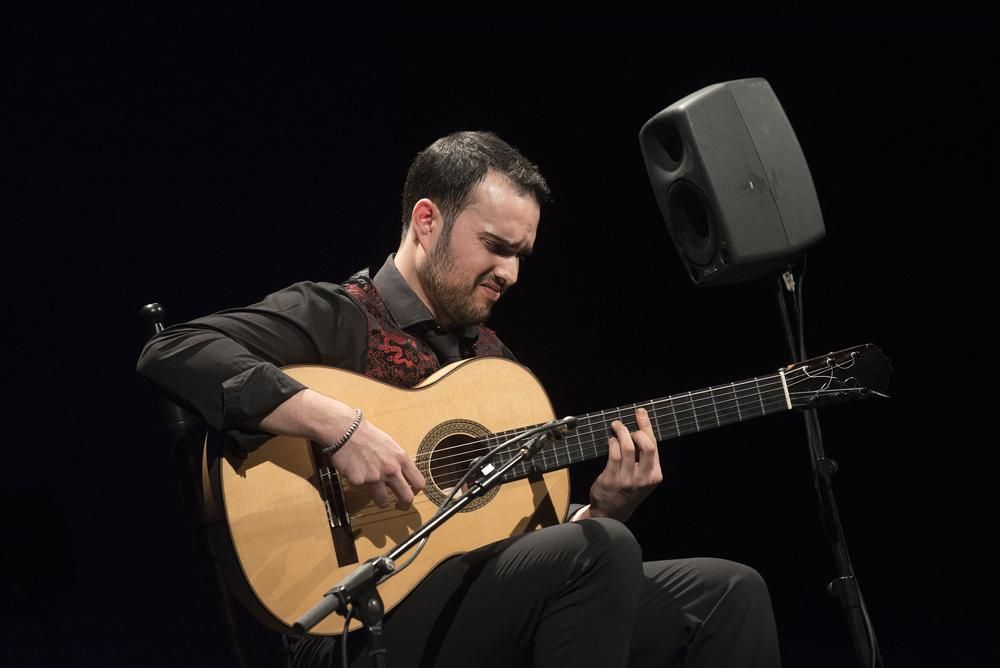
[202,357,570,635]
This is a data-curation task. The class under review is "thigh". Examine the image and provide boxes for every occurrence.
[627,559,702,667]
[289,518,640,668]
[387,517,641,667]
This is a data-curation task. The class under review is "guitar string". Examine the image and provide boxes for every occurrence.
[319,356,861,474]
[345,383,850,520]
[412,372,845,470]
[328,360,866,525]
[344,395,797,524]
[343,395,791,525]
[425,359,849,463]
[344,387,854,526]
[420,388,798,474]
[398,367,827,463]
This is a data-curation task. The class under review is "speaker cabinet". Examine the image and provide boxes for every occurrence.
[640,78,825,286]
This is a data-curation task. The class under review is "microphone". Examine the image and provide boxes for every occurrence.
[552,415,577,437]
[522,416,577,458]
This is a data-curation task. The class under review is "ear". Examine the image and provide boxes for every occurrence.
[410,198,440,248]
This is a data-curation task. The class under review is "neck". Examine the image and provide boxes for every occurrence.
[497,372,797,483]
[393,242,440,321]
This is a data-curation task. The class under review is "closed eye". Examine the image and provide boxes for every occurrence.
[483,235,532,261]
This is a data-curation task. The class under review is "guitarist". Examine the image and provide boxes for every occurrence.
[138,131,781,667]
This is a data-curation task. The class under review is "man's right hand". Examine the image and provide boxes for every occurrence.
[259,388,425,508]
[329,418,425,508]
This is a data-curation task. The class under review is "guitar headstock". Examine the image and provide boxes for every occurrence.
[784,344,892,409]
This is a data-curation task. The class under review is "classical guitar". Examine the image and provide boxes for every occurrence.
[201,344,891,635]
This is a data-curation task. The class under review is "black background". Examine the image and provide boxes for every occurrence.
[5,9,995,667]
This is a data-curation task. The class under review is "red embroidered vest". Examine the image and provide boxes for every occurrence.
[342,275,509,389]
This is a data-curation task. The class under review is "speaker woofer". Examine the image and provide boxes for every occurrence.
[666,180,716,267]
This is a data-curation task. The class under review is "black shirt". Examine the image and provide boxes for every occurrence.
[137,255,512,450]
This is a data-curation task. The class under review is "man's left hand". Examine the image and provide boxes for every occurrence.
[583,407,663,522]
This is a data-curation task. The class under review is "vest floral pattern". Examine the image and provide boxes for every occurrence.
[343,277,508,388]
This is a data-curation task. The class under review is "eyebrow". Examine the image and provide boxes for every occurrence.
[482,232,534,256]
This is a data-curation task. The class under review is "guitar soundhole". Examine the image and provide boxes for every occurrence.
[416,419,500,512]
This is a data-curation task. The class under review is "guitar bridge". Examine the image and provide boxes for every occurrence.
[313,442,359,566]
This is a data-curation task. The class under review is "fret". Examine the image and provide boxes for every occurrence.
[590,414,604,459]
[717,382,740,426]
[562,432,577,468]
[567,437,581,466]
[688,392,700,432]
[552,434,583,466]
[537,432,552,470]
[754,377,767,417]
[668,395,681,438]
[764,374,782,415]
[566,423,581,465]
[571,418,586,464]
[539,433,552,467]
[550,439,566,469]
[594,414,607,457]
[613,405,626,428]
[708,386,721,427]
[563,433,578,467]
[525,457,537,477]
[697,391,715,430]
[647,400,662,441]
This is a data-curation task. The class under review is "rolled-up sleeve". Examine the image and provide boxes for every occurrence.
[137,281,367,434]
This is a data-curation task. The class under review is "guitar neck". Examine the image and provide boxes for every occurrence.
[501,369,796,482]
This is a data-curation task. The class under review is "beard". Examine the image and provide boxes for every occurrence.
[417,235,494,327]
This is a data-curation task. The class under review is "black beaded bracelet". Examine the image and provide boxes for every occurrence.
[322,408,363,456]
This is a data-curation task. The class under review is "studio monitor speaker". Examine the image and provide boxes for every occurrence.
[639,78,825,286]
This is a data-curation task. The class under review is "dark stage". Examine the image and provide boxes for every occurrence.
[5,10,994,667]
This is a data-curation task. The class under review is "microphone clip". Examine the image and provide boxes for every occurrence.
[519,416,577,460]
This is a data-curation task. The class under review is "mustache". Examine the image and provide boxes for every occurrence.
[477,272,507,292]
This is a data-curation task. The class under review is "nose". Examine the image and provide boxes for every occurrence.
[494,255,519,288]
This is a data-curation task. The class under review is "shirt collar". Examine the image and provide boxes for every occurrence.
[371,254,479,340]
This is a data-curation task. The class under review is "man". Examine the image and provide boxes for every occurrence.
[138,131,781,667]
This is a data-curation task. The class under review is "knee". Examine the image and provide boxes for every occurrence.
[573,518,643,609]
[728,561,769,599]
[699,558,772,611]
[577,517,642,570]
[585,517,641,553]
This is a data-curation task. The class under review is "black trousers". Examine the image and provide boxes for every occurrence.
[286,518,780,668]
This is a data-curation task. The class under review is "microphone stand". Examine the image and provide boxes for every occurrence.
[292,416,577,667]
[776,260,883,668]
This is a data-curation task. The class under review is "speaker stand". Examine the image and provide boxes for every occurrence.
[775,262,884,668]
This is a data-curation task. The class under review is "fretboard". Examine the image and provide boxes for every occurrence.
[498,369,797,482]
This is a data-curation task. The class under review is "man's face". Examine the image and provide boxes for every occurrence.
[418,172,540,327]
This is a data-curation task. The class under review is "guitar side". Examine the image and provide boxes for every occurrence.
[202,357,570,635]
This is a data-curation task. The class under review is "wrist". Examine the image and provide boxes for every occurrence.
[586,498,630,522]
[260,389,363,446]
[322,407,363,456]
